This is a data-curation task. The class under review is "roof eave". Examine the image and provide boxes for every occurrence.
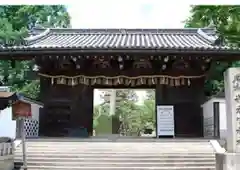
[0,47,240,59]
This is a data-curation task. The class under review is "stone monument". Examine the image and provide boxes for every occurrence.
[216,67,240,170]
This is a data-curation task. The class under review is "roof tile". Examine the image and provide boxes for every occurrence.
[10,28,234,51]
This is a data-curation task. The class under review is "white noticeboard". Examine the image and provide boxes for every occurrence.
[157,105,175,136]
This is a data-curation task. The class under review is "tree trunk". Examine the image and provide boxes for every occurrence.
[109,89,116,116]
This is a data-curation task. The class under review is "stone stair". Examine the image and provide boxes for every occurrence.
[14,138,216,170]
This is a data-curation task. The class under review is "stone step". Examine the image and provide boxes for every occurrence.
[25,138,211,141]
[16,150,214,153]
[16,143,213,146]
[25,138,211,142]
[14,152,214,156]
[16,145,213,147]
[14,161,215,167]
[20,144,212,147]
[17,148,212,151]
[14,152,215,155]
[23,142,211,144]
[14,159,215,163]
[13,165,215,170]
[14,140,215,170]
[21,146,212,148]
[16,142,213,145]
[18,146,212,149]
[14,157,215,162]
[15,146,214,151]
[15,150,214,154]
[21,144,212,146]
[16,147,213,149]
[16,146,214,148]
[16,146,213,149]
[22,141,210,145]
[14,153,215,157]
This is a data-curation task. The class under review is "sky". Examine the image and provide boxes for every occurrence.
[67,1,191,29]
[67,1,192,105]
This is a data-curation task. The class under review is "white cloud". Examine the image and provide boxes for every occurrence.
[67,0,191,29]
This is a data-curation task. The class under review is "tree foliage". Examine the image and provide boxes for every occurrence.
[185,5,240,95]
[146,89,155,100]
[185,5,240,47]
[0,5,70,99]
[94,90,155,136]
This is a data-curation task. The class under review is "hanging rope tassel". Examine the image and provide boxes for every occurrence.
[180,78,185,85]
[188,78,191,86]
[131,79,135,86]
[165,77,169,85]
[56,78,61,84]
[51,78,54,85]
[175,78,180,86]
[91,78,96,85]
[170,79,174,86]
[38,73,205,86]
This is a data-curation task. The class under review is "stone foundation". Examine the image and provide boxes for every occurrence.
[0,155,14,170]
[216,152,240,170]
[0,142,14,170]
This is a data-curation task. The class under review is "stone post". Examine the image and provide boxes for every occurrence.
[214,67,240,170]
[224,68,239,152]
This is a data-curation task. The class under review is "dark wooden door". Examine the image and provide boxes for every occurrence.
[44,104,71,137]
[213,102,220,138]
[174,103,203,137]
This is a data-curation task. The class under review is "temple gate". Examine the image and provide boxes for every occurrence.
[0,28,239,138]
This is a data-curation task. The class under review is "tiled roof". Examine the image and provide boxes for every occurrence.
[3,28,239,53]
[0,92,19,110]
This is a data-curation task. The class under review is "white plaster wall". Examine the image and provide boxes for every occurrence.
[202,98,227,139]
[219,102,227,139]
[203,100,214,118]
[30,103,41,121]
[202,99,214,137]
[0,107,16,139]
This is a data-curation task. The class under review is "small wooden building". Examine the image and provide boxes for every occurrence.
[0,91,43,139]
[13,97,43,139]
[0,28,240,138]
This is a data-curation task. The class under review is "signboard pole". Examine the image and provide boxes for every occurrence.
[21,118,27,170]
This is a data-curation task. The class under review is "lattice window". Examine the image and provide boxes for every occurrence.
[24,119,39,138]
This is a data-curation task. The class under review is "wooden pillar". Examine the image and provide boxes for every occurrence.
[81,86,94,136]
[70,85,93,137]
[155,85,166,138]
[38,77,50,136]
[155,85,166,105]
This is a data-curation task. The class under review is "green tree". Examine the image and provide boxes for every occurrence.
[0,5,71,99]
[185,5,240,95]
[146,89,155,100]
[116,99,142,136]
[96,89,140,135]
[93,104,110,131]
[140,99,155,129]
[94,89,156,136]
[185,5,240,47]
